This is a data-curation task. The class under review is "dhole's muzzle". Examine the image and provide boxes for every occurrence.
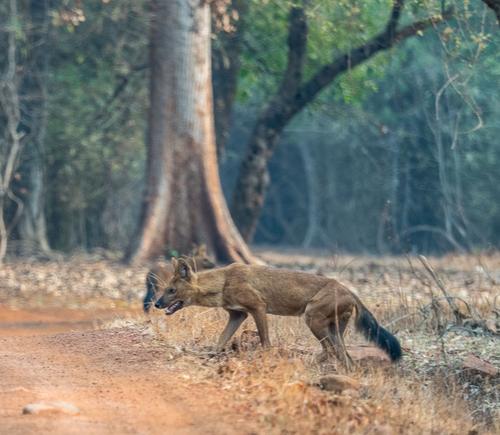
[154,291,184,315]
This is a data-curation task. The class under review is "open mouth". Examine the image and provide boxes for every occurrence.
[165,300,184,315]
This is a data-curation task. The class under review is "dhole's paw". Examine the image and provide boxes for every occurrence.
[230,329,260,353]
[315,350,331,363]
[205,345,231,359]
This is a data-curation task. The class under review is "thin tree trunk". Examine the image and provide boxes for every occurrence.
[0,197,7,262]
[231,0,453,241]
[17,0,51,254]
[297,140,319,248]
[231,4,308,241]
[0,0,23,263]
[127,0,256,265]
[212,0,247,159]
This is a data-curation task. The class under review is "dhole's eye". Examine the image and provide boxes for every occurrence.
[167,287,176,294]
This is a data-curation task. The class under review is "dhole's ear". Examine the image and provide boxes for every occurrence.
[191,244,207,257]
[177,258,193,281]
[197,244,207,256]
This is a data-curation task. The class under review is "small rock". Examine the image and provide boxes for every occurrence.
[22,401,80,416]
[316,374,361,393]
[463,354,498,377]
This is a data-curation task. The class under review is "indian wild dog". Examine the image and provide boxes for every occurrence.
[154,258,402,367]
[143,245,215,313]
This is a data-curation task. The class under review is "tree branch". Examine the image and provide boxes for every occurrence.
[290,5,454,121]
[231,0,454,241]
[386,0,405,39]
[91,62,148,126]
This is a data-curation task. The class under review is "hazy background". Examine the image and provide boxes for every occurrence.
[1,0,499,257]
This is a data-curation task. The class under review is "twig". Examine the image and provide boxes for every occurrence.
[385,311,421,328]
[420,296,473,318]
[418,255,465,325]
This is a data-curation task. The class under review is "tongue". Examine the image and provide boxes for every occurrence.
[165,301,183,315]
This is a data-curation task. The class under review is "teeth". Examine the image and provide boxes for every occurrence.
[165,301,182,315]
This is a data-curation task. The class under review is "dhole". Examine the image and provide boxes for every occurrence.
[143,246,215,313]
[154,259,402,368]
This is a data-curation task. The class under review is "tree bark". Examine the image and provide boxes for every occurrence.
[231,4,308,241]
[231,0,453,242]
[17,0,51,254]
[126,0,256,265]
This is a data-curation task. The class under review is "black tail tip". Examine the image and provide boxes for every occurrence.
[356,311,402,362]
[380,328,402,361]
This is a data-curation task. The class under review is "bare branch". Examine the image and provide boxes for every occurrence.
[6,189,23,234]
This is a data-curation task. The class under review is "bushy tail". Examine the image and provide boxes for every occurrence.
[143,272,157,313]
[355,302,402,362]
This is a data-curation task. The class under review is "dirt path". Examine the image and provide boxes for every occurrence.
[0,306,257,435]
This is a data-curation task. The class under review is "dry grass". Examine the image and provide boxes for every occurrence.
[144,302,497,434]
[1,250,499,433]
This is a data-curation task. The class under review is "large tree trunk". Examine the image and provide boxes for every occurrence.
[17,0,51,255]
[231,0,452,242]
[126,0,255,265]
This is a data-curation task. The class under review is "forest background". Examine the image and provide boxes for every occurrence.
[1,0,499,262]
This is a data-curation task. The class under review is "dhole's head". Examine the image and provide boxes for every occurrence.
[154,257,200,315]
[189,244,215,270]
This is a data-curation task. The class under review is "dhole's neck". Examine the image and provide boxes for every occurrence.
[191,269,226,307]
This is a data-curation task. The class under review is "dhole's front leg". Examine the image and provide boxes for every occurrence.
[216,309,248,352]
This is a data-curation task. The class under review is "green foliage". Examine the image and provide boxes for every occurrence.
[237,0,457,105]
[43,0,149,249]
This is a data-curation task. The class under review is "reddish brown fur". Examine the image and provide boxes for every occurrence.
[155,260,402,368]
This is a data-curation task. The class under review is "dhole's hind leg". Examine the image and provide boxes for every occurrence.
[329,310,354,370]
[249,306,271,348]
[304,305,336,362]
[305,288,354,370]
